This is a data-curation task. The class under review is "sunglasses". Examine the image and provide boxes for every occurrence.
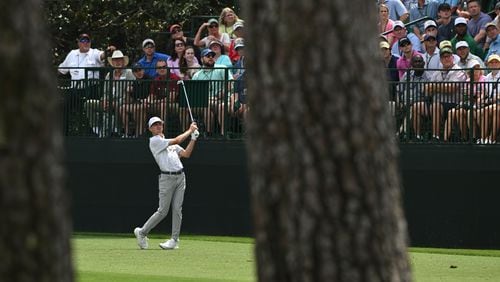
[400,42,411,47]
[79,38,90,43]
[157,65,167,69]
[209,24,218,28]
[175,43,185,47]
[204,54,215,58]
[172,28,182,34]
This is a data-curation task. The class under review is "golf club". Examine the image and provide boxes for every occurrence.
[177,80,195,123]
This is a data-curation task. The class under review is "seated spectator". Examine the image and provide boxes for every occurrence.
[379,3,395,46]
[492,2,500,28]
[439,40,461,63]
[445,59,485,141]
[194,18,231,52]
[424,47,467,141]
[477,54,500,144]
[192,49,233,135]
[451,17,484,58]
[435,0,459,16]
[137,39,170,79]
[484,22,500,60]
[423,20,439,42]
[455,41,486,69]
[166,24,200,60]
[229,21,244,63]
[182,46,201,79]
[396,37,423,80]
[437,3,458,43]
[167,38,187,79]
[209,40,233,68]
[391,21,423,57]
[85,50,135,137]
[423,34,440,77]
[120,63,152,137]
[409,0,439,40]
[218,7,244,39]
[148,59,177,121]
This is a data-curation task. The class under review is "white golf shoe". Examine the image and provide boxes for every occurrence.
[159,238,179,250]
[134,227,148,249]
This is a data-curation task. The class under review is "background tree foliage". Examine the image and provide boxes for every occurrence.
[43,0,240,64]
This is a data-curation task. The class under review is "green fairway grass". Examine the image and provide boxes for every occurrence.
[74,234,500,282]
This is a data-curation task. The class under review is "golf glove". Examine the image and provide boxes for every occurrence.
[191,130,199,140]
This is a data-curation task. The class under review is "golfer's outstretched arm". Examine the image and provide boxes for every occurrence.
[180,138,196,158]
[169,122,198,145]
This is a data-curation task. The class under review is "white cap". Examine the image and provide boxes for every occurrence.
[148,116,163,128]
[393,20,405,29]
[467,59,481,68]
[455,17,467,26]
[424,20,437,30]
[456,41,469,49]
[142,38,155,48]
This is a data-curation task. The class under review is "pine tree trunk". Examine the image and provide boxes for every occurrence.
[243,1,411,281]
[0,0,74,281]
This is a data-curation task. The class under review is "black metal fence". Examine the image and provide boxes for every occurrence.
[59,66,246,139]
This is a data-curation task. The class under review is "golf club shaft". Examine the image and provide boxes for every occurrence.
[179,80,195,123]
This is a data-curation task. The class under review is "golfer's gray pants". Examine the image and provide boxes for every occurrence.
[141,173,186,240]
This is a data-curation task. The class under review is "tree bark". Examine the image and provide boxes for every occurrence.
[0,0,74,281]
[243,1,411,281]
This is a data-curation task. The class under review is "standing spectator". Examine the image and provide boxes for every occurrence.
[391,21,423,56]
[165,24,199,60]
[137,39,170,79]
[218,7,244,38]
[228,21,245,63]
[484,22,500,59]
[182,46,201,79]
[382,0,410,22]
[231,39,247,119]
[466,0,492,49]
[451,17,484,58]
[437,3,457,43]
[58,33,115,135]
[379,4,396,46]
[194,18,231,52]
[397,37,423,79]
[409,0,440,40]
[423,34,441,76]
[85,50,135,137]
[455,41,486,69]
[209,40,233,68]
[425,47,467,141]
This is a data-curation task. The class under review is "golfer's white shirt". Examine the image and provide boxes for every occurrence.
[149,135,184,172]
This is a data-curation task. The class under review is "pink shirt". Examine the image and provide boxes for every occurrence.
[397,50,423,80]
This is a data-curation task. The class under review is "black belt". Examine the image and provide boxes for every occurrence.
[161,169,184,175]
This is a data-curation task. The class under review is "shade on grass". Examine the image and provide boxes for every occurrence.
[74,234,500,282]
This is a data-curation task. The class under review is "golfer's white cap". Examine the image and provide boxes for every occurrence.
[148,116,163,128]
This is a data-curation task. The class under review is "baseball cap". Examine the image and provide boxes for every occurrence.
[131,63,143,72]
[234,38,245,49]
[148,117,163,128]
[485,22,497,30]
[398,37,411,46]
[142,38,155,48]
[455,17,467,26]
[379,41,390,49]
[169,24,181,33]
[496,2,500,10]
[209,40,223,47]
[439,40,452,49]
[201,48,216,57]
[487,54,500,63]
[424,34,436,41]
[233,21,244,30]
[456,41,469,49]
[440,47,453,56]
[208,18,218,25]
[424,20,437,30]
[467,59,481,68]
[438,3,451,11]
[393,20,405,29]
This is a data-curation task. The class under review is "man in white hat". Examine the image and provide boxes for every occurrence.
[454,41,485,69]
[409,0,439,40]
[451,17,484,58]
[134,117,199,250]
[137,38,170,78]
[85,50,135,137]
[391,20,423,56]
[484,22,500,59]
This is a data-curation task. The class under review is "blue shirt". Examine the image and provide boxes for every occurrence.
[137,52,170,78]
[409,1,439,34]
[436,0,459,6]
[486,36,500,60]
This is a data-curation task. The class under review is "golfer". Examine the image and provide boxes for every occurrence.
[134,116,199,250]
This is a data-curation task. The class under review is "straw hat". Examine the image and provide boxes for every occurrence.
[107,50,129,66]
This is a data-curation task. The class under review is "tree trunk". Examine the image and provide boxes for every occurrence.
[243,1,411,281]
[0,0,74,281]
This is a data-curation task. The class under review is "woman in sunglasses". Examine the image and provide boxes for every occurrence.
[194,18,230,52]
